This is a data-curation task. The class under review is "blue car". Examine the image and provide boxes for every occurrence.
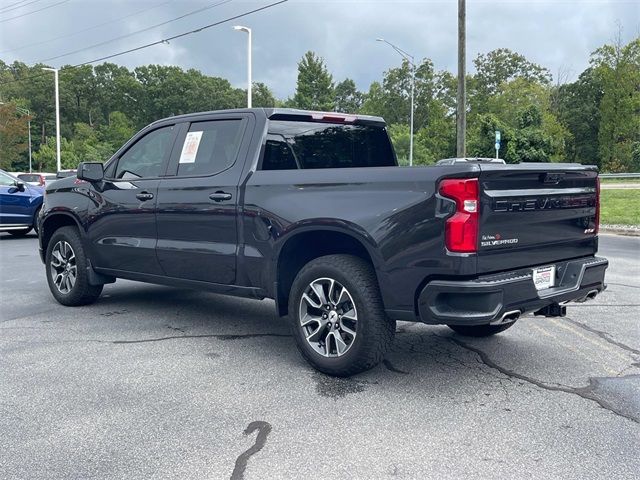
[0,169,44,236]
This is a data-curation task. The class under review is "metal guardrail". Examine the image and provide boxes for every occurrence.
[600,173,640,178]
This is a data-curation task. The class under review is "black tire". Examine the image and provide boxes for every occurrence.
[448,321,517,337]
[45,226,103,306]
[8,227,32,236]
[288,254,395,377]
[32,207,41,236]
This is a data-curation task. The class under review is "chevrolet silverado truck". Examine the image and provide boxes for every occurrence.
[38,108,608,376]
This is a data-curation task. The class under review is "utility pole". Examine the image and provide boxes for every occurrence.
[456,0,466,158]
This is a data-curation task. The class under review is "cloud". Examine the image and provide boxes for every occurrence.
[0,0,637,98]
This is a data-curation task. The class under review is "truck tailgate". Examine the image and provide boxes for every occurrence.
[477,164,599,274]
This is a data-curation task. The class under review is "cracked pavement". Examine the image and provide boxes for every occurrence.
[0,233,638,479]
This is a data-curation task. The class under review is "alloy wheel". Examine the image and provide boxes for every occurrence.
[50,240,77,294]
[298,277,358,357]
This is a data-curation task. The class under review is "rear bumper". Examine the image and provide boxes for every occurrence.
[418,256,608,326]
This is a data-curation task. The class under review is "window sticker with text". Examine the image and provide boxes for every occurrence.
[179,131,203,164]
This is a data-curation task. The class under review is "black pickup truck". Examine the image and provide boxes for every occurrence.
[38,108,607,376]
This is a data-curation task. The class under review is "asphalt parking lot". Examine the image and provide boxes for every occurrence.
[1,233,638,479]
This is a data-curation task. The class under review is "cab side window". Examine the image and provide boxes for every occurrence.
[176,119,245,177]
[114,125,176,179]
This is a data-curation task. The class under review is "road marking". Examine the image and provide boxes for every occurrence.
[529,324,619,375]
[549,318,630,362]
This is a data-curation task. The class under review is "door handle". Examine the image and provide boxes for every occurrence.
[209,191,232,202]
[135,192,154,201]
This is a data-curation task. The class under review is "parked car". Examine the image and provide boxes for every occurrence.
[56,170,77,179]
[16,172,57,187]
[0,169,44,236]
[38,108,608,376]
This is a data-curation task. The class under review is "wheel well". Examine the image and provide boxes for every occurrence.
[276,230,375,317]
[41,214,80,254]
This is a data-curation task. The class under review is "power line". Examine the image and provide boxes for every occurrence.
[0,0,69,23]
[75,0,288,66]
[0,0,29,9]
[0,0,174,55]
[0,0,46,14]
[0,0,288,86]
[40,0,235,63]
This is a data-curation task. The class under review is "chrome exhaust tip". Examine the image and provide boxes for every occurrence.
[586,289,599,300]
[492,310,521,325]
[575,289,599,303]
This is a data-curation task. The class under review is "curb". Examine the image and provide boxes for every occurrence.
[600,226,640,237]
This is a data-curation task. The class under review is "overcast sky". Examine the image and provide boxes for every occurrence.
[0,0,638,98]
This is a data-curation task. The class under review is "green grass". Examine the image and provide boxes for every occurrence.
[600,189,640,225]
[600,177,640,184]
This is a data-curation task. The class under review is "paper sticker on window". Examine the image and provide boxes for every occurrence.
[179,131,203,164]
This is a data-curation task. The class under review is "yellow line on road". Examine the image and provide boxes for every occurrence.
[529,323,619,375]
[548,318,630,362]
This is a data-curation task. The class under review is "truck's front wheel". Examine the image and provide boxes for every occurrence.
[46,226,103,306]
[289,255,395,377]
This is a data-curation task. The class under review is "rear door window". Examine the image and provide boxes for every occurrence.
[175,119,246,177]
[261,121,396,170]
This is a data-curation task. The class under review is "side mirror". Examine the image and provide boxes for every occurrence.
[77,162,104,182]
[15,181,25,192]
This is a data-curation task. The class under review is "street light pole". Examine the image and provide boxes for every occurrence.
[233,25,252,108]
[376,38,415,166]
[42,67,61,172]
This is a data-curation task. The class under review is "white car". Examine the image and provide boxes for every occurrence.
[15,172,57,186]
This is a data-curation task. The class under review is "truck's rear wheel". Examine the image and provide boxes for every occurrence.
[46,226,103,306]
[448,321,517,337]
[288,255,395,377]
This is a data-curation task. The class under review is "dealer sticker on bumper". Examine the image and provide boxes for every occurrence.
[532,265,556,290]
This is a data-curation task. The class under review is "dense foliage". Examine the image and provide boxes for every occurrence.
[0,36,637,172]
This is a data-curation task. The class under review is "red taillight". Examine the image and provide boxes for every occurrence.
[595,176,600,234]
[439,178,479,253]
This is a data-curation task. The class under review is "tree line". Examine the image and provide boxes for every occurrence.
[0,35,638,172]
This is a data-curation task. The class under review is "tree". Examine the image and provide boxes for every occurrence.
[291,51,334,110]
[387,124,432,165]
[473,48,552,95]
[470,48,552,116]
[552,67,602,165]
[0,102,29,170]
[98,111,134,150]
[252,82,278,107]
[591,36,640,172]
[32,137,79,171]
[511,105,553,162]
[468,114,516,162]
[334,78,363,113]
